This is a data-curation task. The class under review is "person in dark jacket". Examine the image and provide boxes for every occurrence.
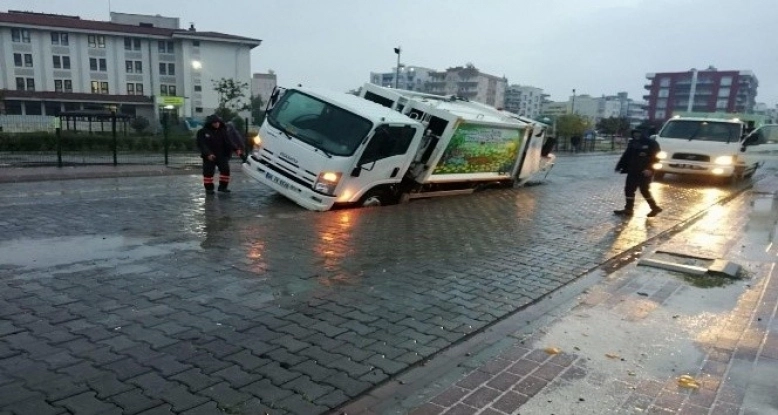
[225,121,247,163]
[614,128,662,217]
[196,115,241,194]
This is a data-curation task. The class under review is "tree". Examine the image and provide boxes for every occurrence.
[556,114,590,139]
[596,116,631,136]
[249,95,265,126]
[212,78,249,122]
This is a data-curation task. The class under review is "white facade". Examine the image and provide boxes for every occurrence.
[0,10,260,125]
[251,72,277,102]
[504,85,544,118]
[426,65,507,107]
[369,65,435,92]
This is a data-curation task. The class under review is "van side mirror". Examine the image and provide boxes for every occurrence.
[351,166,361,177]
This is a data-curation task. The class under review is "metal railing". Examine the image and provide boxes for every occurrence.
[0,114,252,168]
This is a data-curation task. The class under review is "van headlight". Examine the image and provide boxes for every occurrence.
[314,172,342,195]
[252,133,262,147]
[714,156,733,165]
[656,151,668,160]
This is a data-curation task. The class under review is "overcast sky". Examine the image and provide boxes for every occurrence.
[2,0,777,105]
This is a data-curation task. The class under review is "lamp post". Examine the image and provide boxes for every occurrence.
[393,46,401,89]
[191,60,202,119]
[571,88,576,114]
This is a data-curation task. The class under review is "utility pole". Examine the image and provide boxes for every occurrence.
[394,47,401,89]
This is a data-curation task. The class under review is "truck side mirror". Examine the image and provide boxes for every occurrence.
[351,166,361,177]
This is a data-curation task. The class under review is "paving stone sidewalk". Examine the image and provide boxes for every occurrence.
[369,172,778,415]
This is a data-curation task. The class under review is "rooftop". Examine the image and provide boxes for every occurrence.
[0,10,261,46]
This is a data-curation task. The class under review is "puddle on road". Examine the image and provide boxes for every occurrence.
[0,235,199,270]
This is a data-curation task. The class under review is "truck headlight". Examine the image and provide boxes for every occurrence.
[714,155,733,165]
[656,151,668,160]
[252,134,262,147]
[314,171,342,195]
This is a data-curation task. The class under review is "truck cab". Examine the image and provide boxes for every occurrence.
[653,116,773,181]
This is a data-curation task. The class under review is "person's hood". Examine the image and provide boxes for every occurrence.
[204,115,224,129]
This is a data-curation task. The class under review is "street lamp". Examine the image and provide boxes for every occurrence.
[571,88,576,114]
[393,46,401,89]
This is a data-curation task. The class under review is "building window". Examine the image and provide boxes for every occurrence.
[127,83,135,95]
[161,63,174,75]
[13,53,22,67]
[158,41,174,53]
[195,107,203,113]
[124,37,142,51]
[65,80,73,93]
[55,80,63,92]
[192,40,200,47]
[53,56,71,70]
[5,101,22,115]
[44,102,62,116]
[88,35,106,48]
[135,83,144,95]
[126,60,133,73]
[720,76,733,87]
[168,85,176,96]
[718,87,731,97]
[90,58,107,72]
[51,32,69,45]
[658,88,669,98]
[160,85,168,95]
[12,29,31,43]
[659,77,670,87]
[26,78,35,91]
[159,63,176,76]
[15,77,25,91]
[91,81,109,94]
[135,61,142,73]
[194,85,202,92]
[25,102,42,115]
[24,54,33,67]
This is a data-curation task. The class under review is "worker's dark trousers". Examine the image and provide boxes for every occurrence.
[623,174,658,211]
[202,158,230,191]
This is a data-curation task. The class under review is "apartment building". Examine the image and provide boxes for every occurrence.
[0,10,261,122]
[369,65,435,92]
[251,72,277,103]
[644,66,758,123]
[504,85,544,118]
[425,64,507,107]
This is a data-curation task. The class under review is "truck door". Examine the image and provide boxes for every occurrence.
[350,124,418,199]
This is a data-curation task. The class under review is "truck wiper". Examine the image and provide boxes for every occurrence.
[315,147,333,158]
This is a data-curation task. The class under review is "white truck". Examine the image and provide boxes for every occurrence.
[242,83,555,211]
[652,116,777,182]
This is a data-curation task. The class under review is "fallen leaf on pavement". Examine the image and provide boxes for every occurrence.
[544,347,562,355]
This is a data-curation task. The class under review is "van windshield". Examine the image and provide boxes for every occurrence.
[659,120,742,143]
[266,90,373,156]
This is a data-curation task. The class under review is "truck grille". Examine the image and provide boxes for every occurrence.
[671,153,710,162]
[258,148,317,188]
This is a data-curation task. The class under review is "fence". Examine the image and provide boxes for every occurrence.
[552,135,628,154]
[0,114,251,168]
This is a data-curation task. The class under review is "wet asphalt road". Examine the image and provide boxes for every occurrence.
[0,154,769,414]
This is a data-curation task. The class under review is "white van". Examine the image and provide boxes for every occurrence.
[653,117,777,181]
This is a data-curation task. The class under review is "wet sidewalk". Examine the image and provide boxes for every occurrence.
[340,174,778,414]
[0,165,197,184]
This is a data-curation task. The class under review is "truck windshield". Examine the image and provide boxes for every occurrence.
[266,90,372,156]
[659,120,742,143]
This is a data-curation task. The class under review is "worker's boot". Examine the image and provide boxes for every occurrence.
[204,178,215,195]
[614,198,634,216]
[646,198,662,217]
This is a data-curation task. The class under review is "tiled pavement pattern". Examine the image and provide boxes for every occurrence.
[0,156,769,414]
[405,172,778,415]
